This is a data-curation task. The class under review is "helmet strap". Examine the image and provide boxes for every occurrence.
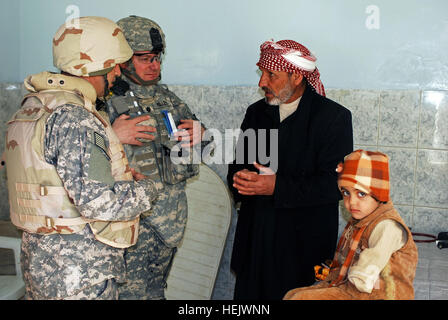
[103,74,110,99]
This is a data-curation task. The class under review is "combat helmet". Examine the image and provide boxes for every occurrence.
[115,15,165,86]
[53,16,133,77]
[117,15,166,54]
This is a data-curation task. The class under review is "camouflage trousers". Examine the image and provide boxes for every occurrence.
[25,279,118,300]
[118,220,176,300]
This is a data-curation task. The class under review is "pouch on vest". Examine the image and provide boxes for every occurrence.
[89,217,139,249]
[160,141,199,185]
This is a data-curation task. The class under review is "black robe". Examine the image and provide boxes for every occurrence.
[227,84,353,300]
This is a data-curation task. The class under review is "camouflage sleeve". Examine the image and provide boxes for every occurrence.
[44,105,157,221]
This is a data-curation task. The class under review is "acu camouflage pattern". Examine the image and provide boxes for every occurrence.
[116,16,166,53]
[118,223,177,300]
[63,279,119,300]
[9,74,160,299]
[108,81,199,248]
[108,81,201,299]
[53,16,133,76]
[21,230,122,300]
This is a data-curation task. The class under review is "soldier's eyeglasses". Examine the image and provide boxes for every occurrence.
[134,53,162,64]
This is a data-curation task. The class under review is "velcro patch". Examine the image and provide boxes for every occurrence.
[94,132,108,155]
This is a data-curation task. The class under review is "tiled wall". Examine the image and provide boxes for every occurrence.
[1,83,447,299]
[323,89,448,238]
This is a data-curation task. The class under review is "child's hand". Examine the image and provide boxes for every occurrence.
[335,162,343,173]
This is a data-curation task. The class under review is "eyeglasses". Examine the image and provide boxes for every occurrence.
[134,53,162,65]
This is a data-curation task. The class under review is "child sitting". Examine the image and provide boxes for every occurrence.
[283,150,418,300]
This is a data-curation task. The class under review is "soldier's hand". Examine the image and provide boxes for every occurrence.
[112,114,156,146]
[175,119,205,147]
[130,168,147,181]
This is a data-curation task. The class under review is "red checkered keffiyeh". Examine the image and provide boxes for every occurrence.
[338,150,390,202]
[256,39,326,96]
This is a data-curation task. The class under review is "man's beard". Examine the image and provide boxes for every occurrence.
[263,81,295,106]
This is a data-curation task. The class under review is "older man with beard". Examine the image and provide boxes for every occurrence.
[227,39,354,300]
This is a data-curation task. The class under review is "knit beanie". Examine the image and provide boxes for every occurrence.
[338,150,390,202]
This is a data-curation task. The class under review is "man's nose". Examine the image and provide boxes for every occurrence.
[258,73,268,88]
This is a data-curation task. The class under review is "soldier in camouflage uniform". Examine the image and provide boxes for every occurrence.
[107,15,212,300]
[4,17,162,300]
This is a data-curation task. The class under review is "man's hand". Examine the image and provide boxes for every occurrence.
[174,119,205,148]
[232,162,276,196]
[112,114,156,146]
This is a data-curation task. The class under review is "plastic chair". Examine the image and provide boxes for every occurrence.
[0,236,25,300]
[165,164,232,300]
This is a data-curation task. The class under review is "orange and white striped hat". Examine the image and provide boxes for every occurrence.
[338,150,390,202]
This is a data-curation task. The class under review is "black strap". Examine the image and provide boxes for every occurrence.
[411,232,437,243]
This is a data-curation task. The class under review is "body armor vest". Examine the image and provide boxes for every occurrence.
[107,85,199,247]
[5,72,140,248]
[109,88,199,187]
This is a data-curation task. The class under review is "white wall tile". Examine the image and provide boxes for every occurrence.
[413,207,448,235]
[329,90,380,146]
[419,91,448,149]
[379,90,420,147]
[378,147,417,206]
[414,150,448,208]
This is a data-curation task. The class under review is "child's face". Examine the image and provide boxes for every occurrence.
[341,186,380,220]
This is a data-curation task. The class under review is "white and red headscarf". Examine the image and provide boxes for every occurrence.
[256,39,325,96]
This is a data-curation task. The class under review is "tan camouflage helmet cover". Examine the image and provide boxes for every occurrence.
[53,16,133,76]
[117,15,166,53]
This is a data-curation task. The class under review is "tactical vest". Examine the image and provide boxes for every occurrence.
[5,72,140,248]
[108,88,199,188]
